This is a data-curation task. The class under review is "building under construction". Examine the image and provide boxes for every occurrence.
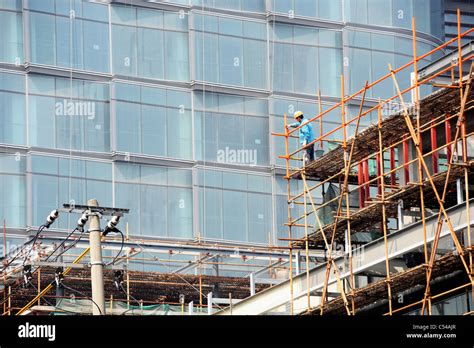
[0,0,473,316]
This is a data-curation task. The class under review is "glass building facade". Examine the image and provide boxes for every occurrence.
[0,0,446,252]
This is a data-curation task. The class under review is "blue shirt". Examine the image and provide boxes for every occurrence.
[289,118,315,145]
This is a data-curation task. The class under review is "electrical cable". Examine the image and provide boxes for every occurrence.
[118,283,142,316]
[21,225,46,267]
[27,281,82,315]
[52,228,86,262]
[107,230,125,266]
[61,283,103,315]
[42,227,79,263]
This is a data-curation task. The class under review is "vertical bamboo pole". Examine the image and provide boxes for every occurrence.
[303,173,311,312]
[3,219,6,315]
[378,102,393,315]
[8,286,11,315]
[126,223,130,309]
[37,268,41,306]
[318,90,323,149]
[109,294,113,315]
[412,17,431,315]
[284,113,294,315]
[458,9,473,304]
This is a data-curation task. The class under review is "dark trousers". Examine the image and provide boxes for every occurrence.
[304,143,315,164]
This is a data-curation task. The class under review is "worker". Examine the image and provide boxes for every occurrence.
[287,111,315,164]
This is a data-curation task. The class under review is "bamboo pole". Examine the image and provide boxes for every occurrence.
[284,113,294,315]
[378,102,393,315]
[302,173,311,313]
[412,18,431,315]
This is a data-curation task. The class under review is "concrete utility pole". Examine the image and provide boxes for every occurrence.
[88,198,105,315]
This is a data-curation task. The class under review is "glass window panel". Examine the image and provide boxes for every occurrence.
[0,90,25,145]
[31,155,57,175]
[274,0,292,14]
[248,192,271,244]
[218,94,244,114]
[241,0,265,12]
[367,0,392,26]
[274,24,293,43]
[116,101,140,153]
[83,21,110,73]
[168,187,192,238]
[86,161,111,181]
[0,72,24,93]
[294,45,318,94]
[199,187,222,239]
[0,174,25,227]
[0,0,21,10]
[194,32,219,83]
[32,175,57,227]
[218,36,243,86]
[319,47,342,96]
[349,48,371,95]
[84,102,110,152]
[293,26,318,46]
[222,172,247,191]
[273,43,293,91]
[414,0,430,34]
[371,33,395,52]
[115,163,140,183]
[29,12,56,66]
[164,31,189,81]
[114,82,140,103]
[111,5,136,25]
[56,16,83,69]
[167,168,192,186]
[112,25,138,76]
[243,21,266,40]
[138,28,164,79]
[346,0,368,24]
[137,7,163,29]
[244,116,269,165]
[223,191,247,241]
[348,30,370,49]
[141,86,166,106]
[141,104,167,156]
[28,95,55,148]
[295,0,318,18]
[164,11,188,31]
[27,0,55,12]
[392,0,412,29]
[319,0,342,21]
[83,1,108,22]
[140,185,166,236]
[219,17,243,36]
[372,51,394,99]
[319,30,341,48]
[140,165,167,185]
[115,183,140,234]
[167,106,192,159]
[248,175,271,193]
[0,11,23,64]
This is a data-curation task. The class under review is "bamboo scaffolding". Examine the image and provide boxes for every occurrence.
[274,14,474,316]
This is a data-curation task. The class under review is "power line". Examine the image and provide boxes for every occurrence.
[27,281,82,315]
[22,225,46,267]
[61,283,103,315]
[107,230,125,266]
